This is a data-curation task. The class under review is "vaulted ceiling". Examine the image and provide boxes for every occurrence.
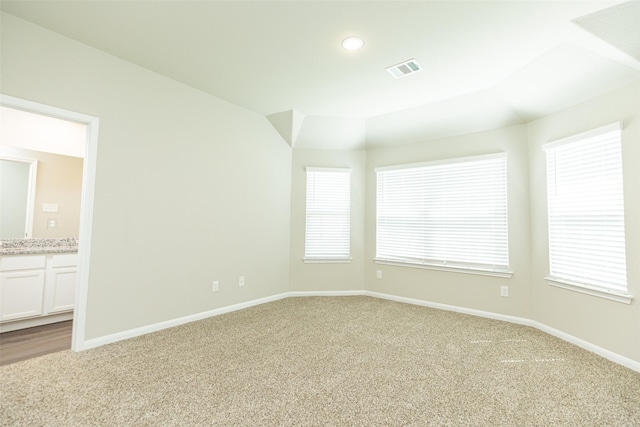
[2,1,639,149]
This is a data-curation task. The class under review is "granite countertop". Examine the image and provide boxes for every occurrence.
[0,238,78,256]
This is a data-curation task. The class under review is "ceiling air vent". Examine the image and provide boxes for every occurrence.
[386,58,422,78]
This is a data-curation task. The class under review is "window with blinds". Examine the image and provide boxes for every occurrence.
[375,154,509,275]
[304,168,351,261]
[543,122,628,297]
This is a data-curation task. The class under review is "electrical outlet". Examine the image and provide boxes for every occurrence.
[376,270,383,279]
[500,285,509,297]
[239,276,245,287]
[212,280,219,292]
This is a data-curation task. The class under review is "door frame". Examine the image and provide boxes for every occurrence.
[1,94,99,352]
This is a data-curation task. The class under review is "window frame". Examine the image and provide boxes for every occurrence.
[374,153,511,278]
[542,122,632,304]
[303,167,352,263]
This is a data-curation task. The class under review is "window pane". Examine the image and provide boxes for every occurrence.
[544,123,627,293]
[305,169,351,259]
[376,154,508,272]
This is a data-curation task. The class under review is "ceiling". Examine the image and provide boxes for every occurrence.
[2,0,639,149]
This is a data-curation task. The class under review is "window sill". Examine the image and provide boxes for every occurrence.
[374,258,513,278]
[545,277,633,304]
[303,258,352,264]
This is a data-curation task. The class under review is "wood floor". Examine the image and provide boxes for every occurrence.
[0,321,72,366]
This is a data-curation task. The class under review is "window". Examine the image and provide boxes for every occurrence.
[304,168,351,262]
[376,153,509,276]
[543,122,629,302]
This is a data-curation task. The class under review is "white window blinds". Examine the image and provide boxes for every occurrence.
[305,168,351,260]
[543,122,627,294]
[376,154,508,274]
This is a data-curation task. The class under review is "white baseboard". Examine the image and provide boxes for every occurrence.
[287,290,366,298]
[79,293,289,351]
[77,290,640,373]
[364,291,534,326]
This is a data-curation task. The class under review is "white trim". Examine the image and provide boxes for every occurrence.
[79,293,290,351]
[73,290,640,373]
[546,277,633,304]
[374,258,513,278]
[542,122,622,151]
[364,291,531,325]
[287,290,366,297]
[1,94,100,353]
[25,160,37,238]
[303,257,352,264]
[374,152,505,173]
[73,114,99,353]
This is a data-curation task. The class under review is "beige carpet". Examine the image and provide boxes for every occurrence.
[1,296,639,426]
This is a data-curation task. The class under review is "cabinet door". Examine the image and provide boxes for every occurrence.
[0,270,46,322]
[47,268,77,314]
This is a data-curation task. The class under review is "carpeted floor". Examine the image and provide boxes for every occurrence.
[1,296,639,426]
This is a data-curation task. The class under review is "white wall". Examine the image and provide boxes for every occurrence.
[1,13,292,340]
[527,83,640,362]
[365,124,532,319]
[289,149,366,291]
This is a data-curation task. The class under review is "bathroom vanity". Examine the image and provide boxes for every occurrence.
[0,238,78,332]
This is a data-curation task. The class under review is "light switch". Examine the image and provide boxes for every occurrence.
[43,203,59,213]
[47,218,58,229]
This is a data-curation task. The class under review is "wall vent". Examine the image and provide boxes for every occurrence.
[386,58,423,78]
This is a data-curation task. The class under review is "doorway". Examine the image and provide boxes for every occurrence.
[0,95,99,353]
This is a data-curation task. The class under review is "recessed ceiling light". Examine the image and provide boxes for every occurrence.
[341,36,364,51]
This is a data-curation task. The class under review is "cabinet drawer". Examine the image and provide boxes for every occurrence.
[0,255,46,271]
[51,253,78,268]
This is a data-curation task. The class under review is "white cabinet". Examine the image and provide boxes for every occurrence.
[0,255,46,322]
[0,271,46,321]
[0,253,77,327]
[46,254,78,314]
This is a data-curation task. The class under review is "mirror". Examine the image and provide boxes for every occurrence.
[0,156,37,238]
[0,106,86,240]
